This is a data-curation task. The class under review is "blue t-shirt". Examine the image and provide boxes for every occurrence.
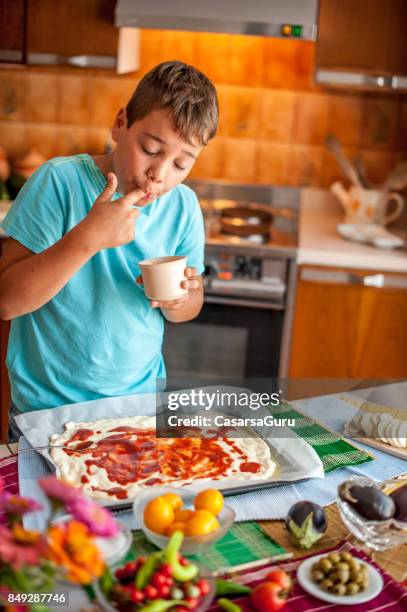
[1,154,205,413]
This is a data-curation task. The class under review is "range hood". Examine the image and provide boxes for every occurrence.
[115,0,318,40]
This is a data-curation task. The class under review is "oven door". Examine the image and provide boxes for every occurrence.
[163,296,284,379]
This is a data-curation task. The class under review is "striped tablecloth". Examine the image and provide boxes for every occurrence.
[208,541,407,611]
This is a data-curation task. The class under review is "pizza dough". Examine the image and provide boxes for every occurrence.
[50,416,276,500]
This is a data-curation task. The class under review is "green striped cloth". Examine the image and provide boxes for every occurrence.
[273,401,373,472]
[130,522,285,570]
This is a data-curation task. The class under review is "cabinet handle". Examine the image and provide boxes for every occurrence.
[301,268,407,289]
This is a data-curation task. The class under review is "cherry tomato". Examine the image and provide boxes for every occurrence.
[157,585,171,598]
[251,582,287,611]
[130,588,145,603]
[160,563,174,577]
[144,585,158,600]
[197,578,210,595]
[152,573,168,587]
[264,570,292,591]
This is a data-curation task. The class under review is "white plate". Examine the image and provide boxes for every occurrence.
[297,553,384,605]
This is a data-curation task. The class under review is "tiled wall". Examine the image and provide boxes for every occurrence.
[0,31,406,188]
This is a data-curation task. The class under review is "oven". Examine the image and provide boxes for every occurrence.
[163,244,297,380]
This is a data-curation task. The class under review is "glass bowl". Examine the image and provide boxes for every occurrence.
[94,562,215,612]
[133,485,235,555]
[337,476,407,551]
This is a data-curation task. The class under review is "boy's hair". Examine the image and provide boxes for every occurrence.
[126,60,218,146]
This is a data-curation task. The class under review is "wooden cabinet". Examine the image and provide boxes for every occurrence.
[0,0,139,72]
[27,0,118,59]
[0,0,26,64]
[316,0,407,78]
[289,266,407,378]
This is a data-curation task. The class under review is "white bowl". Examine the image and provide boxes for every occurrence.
[133,485,235,554]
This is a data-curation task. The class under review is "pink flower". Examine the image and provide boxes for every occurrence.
[0,492,42,518]
[67,498,119,537]
[38,475,85,504]
[0,525,47,570]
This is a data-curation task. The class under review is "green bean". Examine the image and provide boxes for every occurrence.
[163,531,198,582]
[215,579,252,596]
[135,552,162,589]
[140,599,187,612]
[217,598,243,612]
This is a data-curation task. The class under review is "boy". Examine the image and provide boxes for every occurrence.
[0,61,219,441]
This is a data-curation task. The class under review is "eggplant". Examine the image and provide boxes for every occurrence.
[389,483,407,522]
[338,481,395,521]
[286,501,327,549]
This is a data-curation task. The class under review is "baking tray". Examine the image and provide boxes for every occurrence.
[14,392,324,509]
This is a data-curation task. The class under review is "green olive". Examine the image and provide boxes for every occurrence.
[348,558,360,572]
[354,571,365,584]
[346,582,360,595]
[312,570,325,582]
[340,551,352,562]
[328,553,341,564]
[329,571,339,583]
[312,562,321,572]
[333,584,347,596]
[337,570,350,584]
[319,559,333,572]
[337,562,350,572]
[321,578,334,590]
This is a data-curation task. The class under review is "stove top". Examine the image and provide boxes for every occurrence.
[200,199,298,256]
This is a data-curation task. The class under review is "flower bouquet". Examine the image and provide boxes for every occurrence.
[0,474,119,611]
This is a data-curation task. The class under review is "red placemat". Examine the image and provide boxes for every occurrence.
[0,453,19,525]
[209,541,407,611]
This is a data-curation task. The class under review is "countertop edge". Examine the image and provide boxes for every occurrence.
[298,188,407,273]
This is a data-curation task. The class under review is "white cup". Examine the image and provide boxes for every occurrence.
[139,256,188,301]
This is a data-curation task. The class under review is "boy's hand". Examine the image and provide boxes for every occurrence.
[81,172,146,252]
[136,267,201,310]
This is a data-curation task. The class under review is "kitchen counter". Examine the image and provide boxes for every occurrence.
[298,188,407,272]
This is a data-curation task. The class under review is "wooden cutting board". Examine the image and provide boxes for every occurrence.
[341,395,407,461]
[353,437,407,461]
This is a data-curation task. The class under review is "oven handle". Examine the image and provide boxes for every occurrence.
[204,294,284,310]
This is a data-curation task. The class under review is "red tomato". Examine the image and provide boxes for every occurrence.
[251,582,287,611]
[264,570,292,591]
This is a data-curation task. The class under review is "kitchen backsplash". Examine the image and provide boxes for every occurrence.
[0,30,406,188]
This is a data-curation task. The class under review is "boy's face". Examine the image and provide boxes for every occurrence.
[111,107,203,206]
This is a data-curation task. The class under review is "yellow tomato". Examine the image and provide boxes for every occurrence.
[166,522,186,536]
[184,514,220,537]
[143,496,174,534]
[191,509,218,526]
[161,493,183,511]
[194,489,224,516]
[174,508,194,523]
